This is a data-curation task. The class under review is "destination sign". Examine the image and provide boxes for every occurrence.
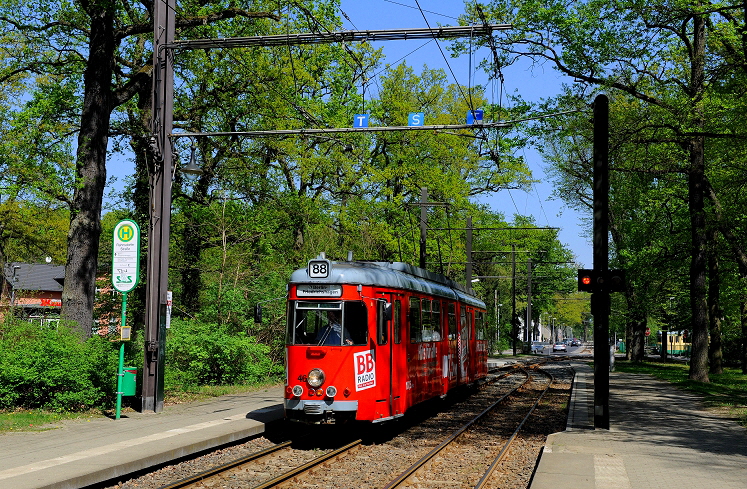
[297,284,342,297]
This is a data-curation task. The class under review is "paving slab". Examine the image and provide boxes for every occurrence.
[531,364,747,489]
[0,386,284,489]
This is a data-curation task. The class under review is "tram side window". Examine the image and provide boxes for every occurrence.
[475,311,485,340]
[431,301,442,341]
[421,299,433,342]
[344,302,368,345]
[409,297,421,343]
[448,303,457,340]
[460,307,468,339]
[377,300,388,345]
[394,300,402,344]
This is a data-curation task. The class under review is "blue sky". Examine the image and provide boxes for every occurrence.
[338,0,592,267]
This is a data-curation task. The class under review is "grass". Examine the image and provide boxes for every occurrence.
[0,409,99,433]
[163,379,282,405]
[614,360,747,426]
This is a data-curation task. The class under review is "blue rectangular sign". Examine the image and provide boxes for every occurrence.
[466,109,484,125]
[353,114,369,128]
[408,112,425,126]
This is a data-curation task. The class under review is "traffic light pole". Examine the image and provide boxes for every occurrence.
[592,94,610,429]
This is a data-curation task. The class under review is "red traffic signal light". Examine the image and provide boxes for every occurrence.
[577,269,626,293]
[577,269,596,292]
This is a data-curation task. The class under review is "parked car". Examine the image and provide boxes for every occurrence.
[553,342,567,352]
[531,341,545,353]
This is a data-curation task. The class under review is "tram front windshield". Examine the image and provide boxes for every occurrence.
[288,301,368,346]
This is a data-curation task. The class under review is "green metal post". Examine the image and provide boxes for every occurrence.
[115,293,127,420]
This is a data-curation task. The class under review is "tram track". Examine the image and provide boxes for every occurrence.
[157,438,362,489]
[382,366,553,489]
[107,360,572,489]
[382,368,535,488]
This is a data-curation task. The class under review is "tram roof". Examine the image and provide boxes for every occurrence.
[289,260,485,308]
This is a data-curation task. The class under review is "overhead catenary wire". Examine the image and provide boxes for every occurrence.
[169,25,511,50]
[170,109,582,139]
[291,1,373,103]
[413,0,477,114]
[383,0,460,20]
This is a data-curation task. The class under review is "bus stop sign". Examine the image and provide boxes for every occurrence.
[112,219,141,293]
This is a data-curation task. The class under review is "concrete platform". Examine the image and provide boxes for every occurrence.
[530,362,747,489]
[0,386,284,489]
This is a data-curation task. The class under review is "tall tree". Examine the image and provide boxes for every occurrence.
[471,0,747,381]
[0,0,279,335]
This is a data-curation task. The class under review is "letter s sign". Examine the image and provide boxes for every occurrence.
[408,112,424,127]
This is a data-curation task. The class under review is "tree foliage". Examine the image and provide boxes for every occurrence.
[467,0,747,375]
[0,0,581,398]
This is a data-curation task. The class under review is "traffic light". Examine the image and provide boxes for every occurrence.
[577,269,626,292]
[578,269,597,292]
[606,269,626,292]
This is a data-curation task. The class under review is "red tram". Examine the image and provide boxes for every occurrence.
[284,254,488,424]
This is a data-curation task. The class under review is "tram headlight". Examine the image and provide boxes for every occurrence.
[326,386,337,398]
[292,385,303,397]
[307,368,325,388]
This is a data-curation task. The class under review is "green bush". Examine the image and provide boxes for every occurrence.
[0,317,283,411]
[166,318,282,388]
[0,321,119,411]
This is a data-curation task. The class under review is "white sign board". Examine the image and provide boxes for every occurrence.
[307,258,331,278]
[112,220,141,293]
[296,284,342,297]
[354,350,376,391]
[166,291,172,329]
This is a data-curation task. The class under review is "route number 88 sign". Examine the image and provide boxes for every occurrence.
[308,259,330,278]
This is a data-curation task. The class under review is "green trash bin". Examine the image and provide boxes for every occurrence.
[122,366,137,396]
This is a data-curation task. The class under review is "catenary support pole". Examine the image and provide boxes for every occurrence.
[420,187,427,269]
[143,0,175,413]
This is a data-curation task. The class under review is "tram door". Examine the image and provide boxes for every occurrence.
[459,306,471,383]
[390,299,404,417]
[376,296,405,419]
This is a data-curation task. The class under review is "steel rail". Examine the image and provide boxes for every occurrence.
[157,440,292,489]
[250,439,362,489]
[382,369,530,489]
[474,367,555,489]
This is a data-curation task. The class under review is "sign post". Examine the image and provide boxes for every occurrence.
[112,219,141,419]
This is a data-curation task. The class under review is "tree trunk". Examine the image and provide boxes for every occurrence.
[742,299,747,374]
[687,9,709,383]
[688,135,709,382]
[708,226,723,374]
[629,317,646,362]
[61,6,115,336]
